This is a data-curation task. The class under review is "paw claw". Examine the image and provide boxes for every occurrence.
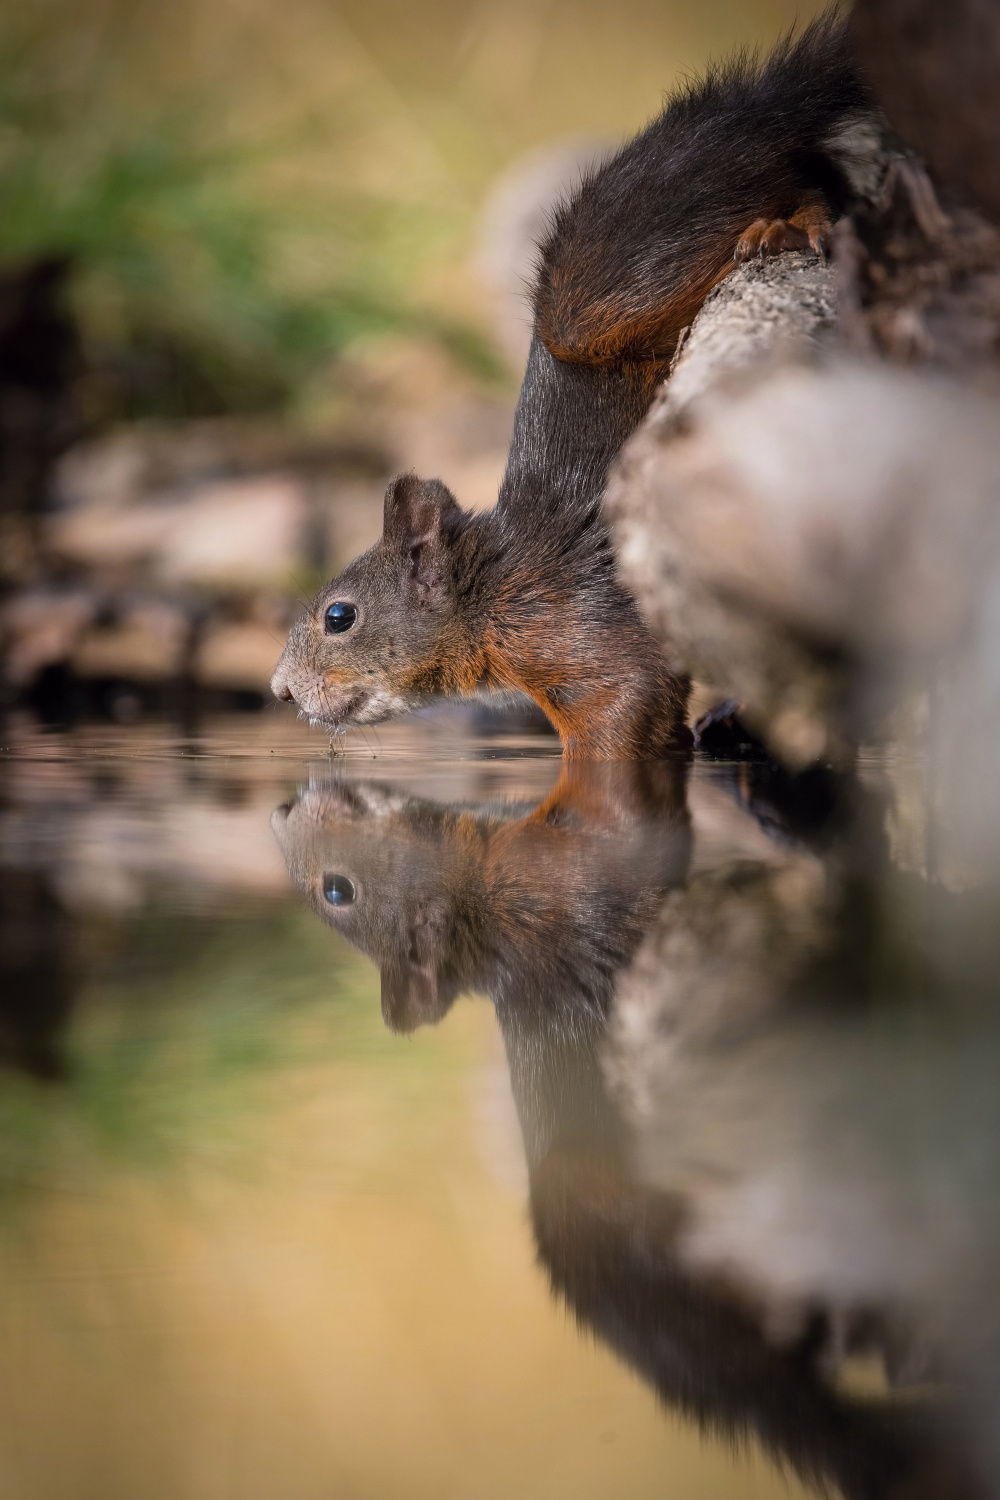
[808,225,832,258]
[735,210,832,264]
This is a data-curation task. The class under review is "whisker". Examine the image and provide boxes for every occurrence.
[287,571,319,609]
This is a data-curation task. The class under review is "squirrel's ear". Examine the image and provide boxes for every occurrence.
[381,965,456,1033]
[380,895,457,1033]
[383,474,461,601]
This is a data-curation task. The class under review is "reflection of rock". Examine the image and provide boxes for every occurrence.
[609,857,828,1107]
[607,861,1000,1391]
[0,740,295,911]
[602,756,1000,1484]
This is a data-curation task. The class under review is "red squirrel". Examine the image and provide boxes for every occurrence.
[271,15,871,758]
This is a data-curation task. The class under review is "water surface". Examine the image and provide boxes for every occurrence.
[1,710,998,1500]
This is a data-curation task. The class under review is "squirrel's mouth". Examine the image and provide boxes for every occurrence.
[286,680,418,731]
[311,687,412,729]
[307,690,367,729]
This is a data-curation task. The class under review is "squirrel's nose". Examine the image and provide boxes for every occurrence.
[271,668,295,703]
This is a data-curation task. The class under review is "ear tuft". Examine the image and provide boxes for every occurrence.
[379,895,456,1032]
[381,965,456,1033]
[383,474,462,602]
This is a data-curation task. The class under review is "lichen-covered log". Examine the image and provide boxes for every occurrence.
[853,0,1000,226]
[836,158,1000,369]
[608,326,1000,766]
[658,251,838,424]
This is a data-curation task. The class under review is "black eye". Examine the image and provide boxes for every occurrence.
[323,873,356,906]
[324,602,357,635]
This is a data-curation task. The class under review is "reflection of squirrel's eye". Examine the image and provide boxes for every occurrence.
[324,602,357,635]
[323,873,356,907]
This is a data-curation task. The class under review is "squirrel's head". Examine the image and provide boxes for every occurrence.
[271,778,485,1033]
[272,764,692,1037]
[271,473,468,729]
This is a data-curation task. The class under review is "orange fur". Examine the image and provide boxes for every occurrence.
[538,248,735,366]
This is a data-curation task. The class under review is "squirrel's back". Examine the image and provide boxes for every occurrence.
[535,13,869,369]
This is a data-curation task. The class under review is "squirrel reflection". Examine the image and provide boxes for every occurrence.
[275,764,689,1170]
[273,763,980,1500]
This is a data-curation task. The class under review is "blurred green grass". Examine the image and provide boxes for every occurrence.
[0,0,826,421]
[0,1,498,417]
[0,904,475,1203]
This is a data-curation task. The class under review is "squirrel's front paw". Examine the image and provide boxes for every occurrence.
[735,203,831,262]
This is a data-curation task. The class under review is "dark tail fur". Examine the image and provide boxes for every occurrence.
[498,11,869,548]
[535,10,869,367]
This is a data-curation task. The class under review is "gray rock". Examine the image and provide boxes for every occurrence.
[0,588,98,688]
[72,600,192,683]
[659,252,838,423]
[47,470,312,592]
[608,265,1000,765]
[193,617,288,694]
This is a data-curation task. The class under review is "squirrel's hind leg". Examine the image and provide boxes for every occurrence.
[735,199,832,261]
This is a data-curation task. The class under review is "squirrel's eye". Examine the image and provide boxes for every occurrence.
[324,602,357,635]
[323,873,356,906]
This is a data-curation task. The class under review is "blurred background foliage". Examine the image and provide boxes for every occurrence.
[0,0,483,418]
[0,0,825,423]
[0,901,476,1199]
